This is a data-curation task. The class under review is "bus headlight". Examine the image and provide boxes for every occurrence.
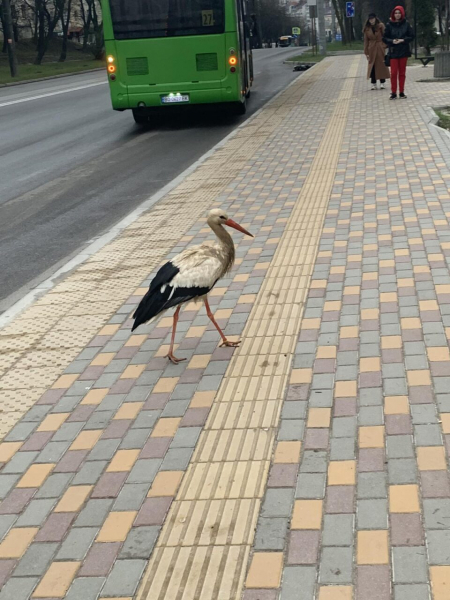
[107,55,115,63]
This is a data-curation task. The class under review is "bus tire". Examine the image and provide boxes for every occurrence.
[233,99,247,115]
[132,109,148,124]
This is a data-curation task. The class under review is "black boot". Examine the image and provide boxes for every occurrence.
[390,93,397,100]
[399,92,407,99]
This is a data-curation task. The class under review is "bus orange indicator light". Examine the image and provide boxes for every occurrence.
[228,56,237,66]
[107,65,116,73]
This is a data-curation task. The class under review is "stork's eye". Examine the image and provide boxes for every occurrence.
[220,215,226,220]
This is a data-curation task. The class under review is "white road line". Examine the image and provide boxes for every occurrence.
[0,81,107,108]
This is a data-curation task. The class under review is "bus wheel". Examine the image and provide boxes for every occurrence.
[132,109,148,125]
[233,99,247,115]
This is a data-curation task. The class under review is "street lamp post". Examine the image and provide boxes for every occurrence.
[413,0,417,59]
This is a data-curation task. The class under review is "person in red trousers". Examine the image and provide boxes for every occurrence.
[383,5,414,99]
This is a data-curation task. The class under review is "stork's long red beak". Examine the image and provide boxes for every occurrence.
[224,219,253,237]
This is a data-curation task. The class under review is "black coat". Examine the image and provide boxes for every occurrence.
[383,19,414,58]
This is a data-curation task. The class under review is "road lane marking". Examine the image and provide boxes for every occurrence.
[0,81,107,108]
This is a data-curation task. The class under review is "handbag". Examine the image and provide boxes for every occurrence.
[385,50,391,67]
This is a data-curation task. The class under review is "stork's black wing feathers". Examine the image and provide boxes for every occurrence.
[131,260,211,332]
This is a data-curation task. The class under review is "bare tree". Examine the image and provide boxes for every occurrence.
[58,0,72,60]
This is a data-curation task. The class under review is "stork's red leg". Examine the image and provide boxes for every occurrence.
[204,298,240,348]
[165,306,186,364]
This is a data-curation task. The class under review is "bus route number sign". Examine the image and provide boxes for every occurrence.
[346,2,355,18]
[202,10,215,26]
[292,27,301,35]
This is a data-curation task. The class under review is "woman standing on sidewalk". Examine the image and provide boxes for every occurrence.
[383,5,415,99]
[363,13,390,90]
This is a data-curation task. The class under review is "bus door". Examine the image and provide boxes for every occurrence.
[236,0,250,95]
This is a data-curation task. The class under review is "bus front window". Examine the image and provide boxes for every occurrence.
[109,0,225,39]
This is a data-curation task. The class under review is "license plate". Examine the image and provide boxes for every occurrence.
[161,94,189,104]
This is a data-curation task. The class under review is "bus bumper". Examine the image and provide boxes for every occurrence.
[110,86,239,110]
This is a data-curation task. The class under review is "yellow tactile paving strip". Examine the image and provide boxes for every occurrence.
[0,63,329,439]
[136,58,359,600]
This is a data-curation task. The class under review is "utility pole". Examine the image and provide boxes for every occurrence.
[316,0,327,55]
[2,0,18,77]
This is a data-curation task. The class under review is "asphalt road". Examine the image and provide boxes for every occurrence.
[0,47,305,314]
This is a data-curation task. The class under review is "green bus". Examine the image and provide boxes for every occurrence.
[101,0,253,123]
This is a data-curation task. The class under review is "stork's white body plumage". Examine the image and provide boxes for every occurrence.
[132,209,253,363]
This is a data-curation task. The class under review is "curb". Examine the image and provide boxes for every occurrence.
[0,67,104,88]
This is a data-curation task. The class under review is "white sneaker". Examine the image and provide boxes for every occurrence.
[371,84,376,90]
[380,83,385,89]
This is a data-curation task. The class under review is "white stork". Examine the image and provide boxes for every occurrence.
[131,208,253,363]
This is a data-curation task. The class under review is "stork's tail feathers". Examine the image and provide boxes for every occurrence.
[131,288,166,331]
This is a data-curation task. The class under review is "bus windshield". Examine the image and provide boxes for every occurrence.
[109,0,225,39]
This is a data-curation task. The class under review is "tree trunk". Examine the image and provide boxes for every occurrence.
[34,9,47,64]
[59,0,72,61]
[331,0,347,43]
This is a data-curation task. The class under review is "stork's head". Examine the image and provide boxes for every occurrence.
[208,208,253,237]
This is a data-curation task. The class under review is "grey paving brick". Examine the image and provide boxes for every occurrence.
[36,441,71,464]
[171,427,202,449]
[357,499,388,529]
[2,451,38,474]
[280,566,316,600]
[0,474,20,499]
[53,396,82,413]
[319,547,353,583]
[384,378,408,395]
[120,525,160,559]
[414,424,442,446]
[75,499,114,527]
[300,451,328,473]
[386,435,415,459]
[295,473,326,499]
[322,514,354,546]
[254,517,289,551]
[127,459,161,484]
[57,527,98,560]
[357,472,387,499]
[88,439,121,461]
[277,420,305,441]
[427,530,450,564]
[0,515,16,539]
[330,438,355,460]
[132,411,160,430]
[16,499,55,527]
[359,389,383,406]
[22,405,52,422]
[85,411,115,430]
[309,390,333,408]
[388,459,418,485]
[161,448,194,470]
[392,547,428,583]
[113,483,150,511]
[394,584,430,600]
[261,489,294,518]
[36,473,73,499]
[282,402,307,420]
[100,559,146,597]
[0,576,38,600]
[358,406,384,426]
[65,577,105,600]
[120,428,151,450]
[332,417,357,438]
[98,395,125,412]
[5,422,37,442]
[52,422,84,442]
[73,461,107,485]
[13,543,58,577]
[411,405,438,425]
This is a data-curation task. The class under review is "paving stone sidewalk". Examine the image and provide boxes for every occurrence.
[1,56,450,600]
